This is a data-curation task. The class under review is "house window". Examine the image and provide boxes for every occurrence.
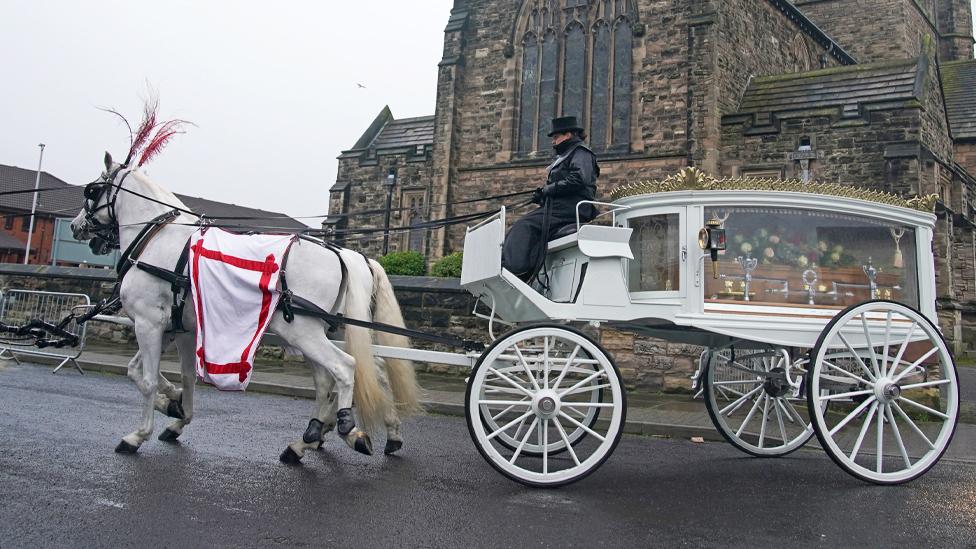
[4,215,13,230]
[516,0,634,154]
[21,215,31,232]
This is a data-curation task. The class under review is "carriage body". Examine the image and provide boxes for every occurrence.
[461,188,936,349]
[461,173,957,488]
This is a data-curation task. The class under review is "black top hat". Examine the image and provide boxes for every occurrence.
[548,116,584,137]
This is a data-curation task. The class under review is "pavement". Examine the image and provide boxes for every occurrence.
[10,341,976,462]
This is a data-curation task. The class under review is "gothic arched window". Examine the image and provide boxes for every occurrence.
[515,0,634,155]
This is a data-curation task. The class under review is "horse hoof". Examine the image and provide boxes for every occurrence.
[354,433,373,456]
[384,440,403,455]
[165,398,186,420]
[115,440,139,454]
[279,447,302,465]
[158,428,181,442]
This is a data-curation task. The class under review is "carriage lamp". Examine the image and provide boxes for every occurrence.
[698,216,726,279]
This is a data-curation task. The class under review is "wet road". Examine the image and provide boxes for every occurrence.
[2,363,975,548]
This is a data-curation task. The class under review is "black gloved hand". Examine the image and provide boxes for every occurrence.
[530,187,544,205]
[541,184,556,198]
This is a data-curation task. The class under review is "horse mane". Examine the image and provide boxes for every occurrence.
[104,96,191,167]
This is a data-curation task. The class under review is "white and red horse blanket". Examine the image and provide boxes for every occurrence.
[189,228,294,391]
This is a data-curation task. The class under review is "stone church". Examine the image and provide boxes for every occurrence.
[332,0,976,365]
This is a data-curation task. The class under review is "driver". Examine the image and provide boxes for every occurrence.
[502,116,600,282]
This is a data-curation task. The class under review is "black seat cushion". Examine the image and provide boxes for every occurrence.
[549,224,578,242]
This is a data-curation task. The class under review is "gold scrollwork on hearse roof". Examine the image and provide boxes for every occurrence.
[608,167,939,213]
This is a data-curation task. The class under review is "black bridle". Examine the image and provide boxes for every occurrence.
[81,165,131,253]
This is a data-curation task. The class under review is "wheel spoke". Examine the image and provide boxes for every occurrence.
[782,398,807,425]
[822,359,872,386]
[490,401,530,422]
[558,411,606,442]
[553,417,581,466]
[478,399,534,406]
[892,346,939,384]
[885,403,912,468]
[899,379,951,390]
[876,399,884,473]
[849,401,878,462]
[758,395,770,449]
[512,345,541,392]
[509,417,539,464]
[542,337,551,390]
[542,418,549,474]
[860,315,881,378]
[881,310,893,377]
[719,385,764,415]
[710,379,763,386]
[892,401,935,450]
[483,385,531,395]
[564,402,615,408]
[897,395,949,420]
[487,410,534,440]
[558,369,607,397]
[818,389,875,401]
[888,320,918,381]
[774,397,788,444]
[837,333,877,381]
[487,367,535,398]
[735,393,764,437]
[561,382,612,396]
[551,344,581,390]
[829,395,877,436]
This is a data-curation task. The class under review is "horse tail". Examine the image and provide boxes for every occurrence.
[341,251,391,433]
[368,258,421,416]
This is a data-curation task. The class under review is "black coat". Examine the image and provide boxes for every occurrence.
[543,137,600,221]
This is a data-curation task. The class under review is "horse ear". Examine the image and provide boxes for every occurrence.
[103,151,113,172]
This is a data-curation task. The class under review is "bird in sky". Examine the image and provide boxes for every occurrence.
[356,82,367,89]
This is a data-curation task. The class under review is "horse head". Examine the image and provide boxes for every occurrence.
[71,151,127,253]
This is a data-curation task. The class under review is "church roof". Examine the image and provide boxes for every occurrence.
[734,59,920,122]
[339,107,434,159]
[942,59,976,142]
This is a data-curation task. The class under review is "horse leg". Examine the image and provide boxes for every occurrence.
[300,367,337,448]
[375,359,403,455]
[159,333,196,442]
[116,321,165,454]
[276,318,372,463]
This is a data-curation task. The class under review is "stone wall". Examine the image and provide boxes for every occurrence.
[792,0,934,62]
[0,265,696,390]
[957,143,976,176]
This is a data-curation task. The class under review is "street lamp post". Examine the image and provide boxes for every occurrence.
[382,168,397,255]
[24,143,45,265]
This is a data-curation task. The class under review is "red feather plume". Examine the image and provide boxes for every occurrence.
[127,97,159,164]
[138,119,190,167]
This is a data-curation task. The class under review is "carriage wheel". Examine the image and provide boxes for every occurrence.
[807,300,959,484]
[704,348,815,457]
[465,324,626,487]
[479,361,602,457]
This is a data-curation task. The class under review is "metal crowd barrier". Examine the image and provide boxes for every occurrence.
[0,289,90,374]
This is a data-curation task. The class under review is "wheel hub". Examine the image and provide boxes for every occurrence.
[763,367,791,398]
[533,390,561,419]
[874,377,901,403]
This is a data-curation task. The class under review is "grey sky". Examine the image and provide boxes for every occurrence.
[0,1,452,225]
[1,2,974,226]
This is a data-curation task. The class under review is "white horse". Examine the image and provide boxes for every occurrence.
[71,151,420,462]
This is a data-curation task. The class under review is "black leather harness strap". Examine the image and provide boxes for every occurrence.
[116,209,182,279]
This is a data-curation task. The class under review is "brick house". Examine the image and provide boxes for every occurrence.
[333,0,976,360]
[0,163,308,266]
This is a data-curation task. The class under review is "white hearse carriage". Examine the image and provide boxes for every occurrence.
[460,168,958,487]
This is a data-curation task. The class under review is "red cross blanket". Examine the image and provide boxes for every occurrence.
[189,228,294,391]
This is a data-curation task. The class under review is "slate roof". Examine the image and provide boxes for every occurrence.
[735,59,920,120]
[942,59,976,141]
[0,164,85,216]
[372,116,435,150]
[339,107,435,159]
[0,164,308,229]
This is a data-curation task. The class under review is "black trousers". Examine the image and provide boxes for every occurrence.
[501,205,578,281]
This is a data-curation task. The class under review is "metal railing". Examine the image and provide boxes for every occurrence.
[0,289,90,374]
